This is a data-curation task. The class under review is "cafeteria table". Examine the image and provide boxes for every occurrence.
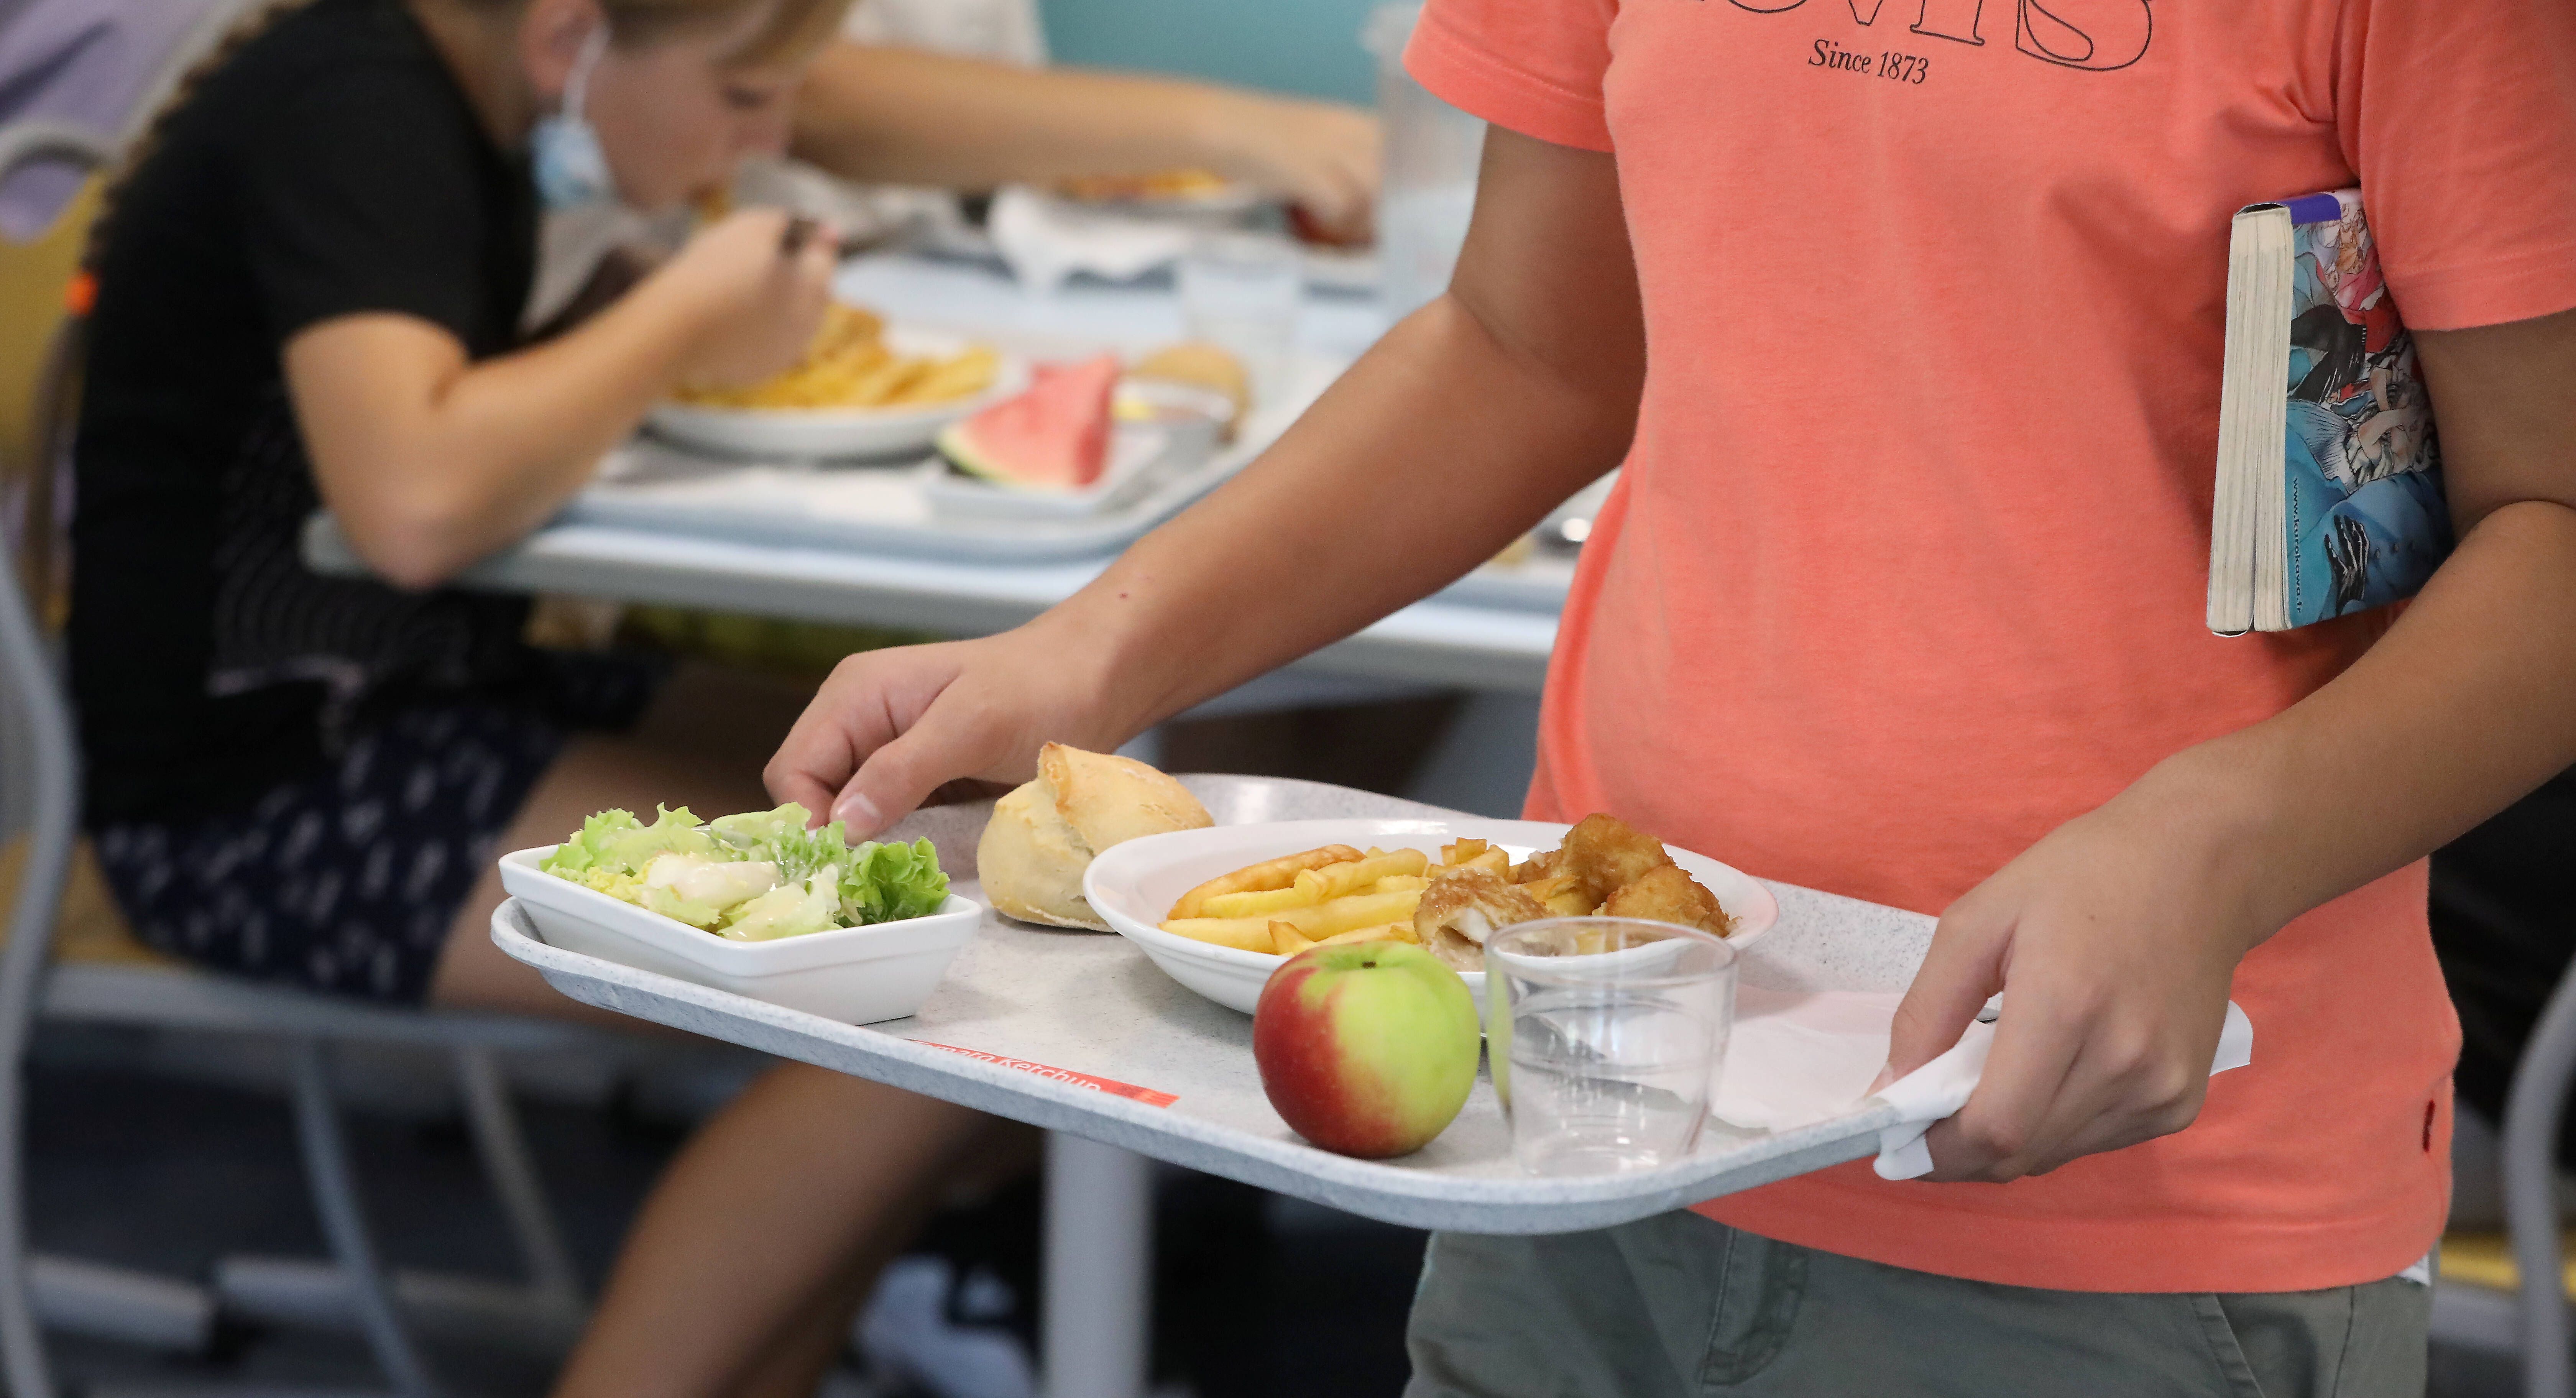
[302,254,1568,1397]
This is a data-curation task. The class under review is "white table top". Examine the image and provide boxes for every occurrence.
[300,255,1561,694]
[494,775,1935,1235]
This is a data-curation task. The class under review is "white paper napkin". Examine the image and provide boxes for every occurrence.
[986,187,1191,294]
[1710,986,2255,1181]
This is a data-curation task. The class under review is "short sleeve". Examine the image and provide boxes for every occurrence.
[1405,0,1617,153]
[2334,0,2576,330]
[236,63,497,347]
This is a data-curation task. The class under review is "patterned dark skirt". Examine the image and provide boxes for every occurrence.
[92,662,663,1004]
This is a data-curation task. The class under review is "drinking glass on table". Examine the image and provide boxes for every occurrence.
[1487,918,1738,1176]
[1177,231,1302,404]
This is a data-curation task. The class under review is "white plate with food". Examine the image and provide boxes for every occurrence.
[1083,816,1778,1017]
[497,803,979,1023]
[648,308,1026,460]
[1055,169,1266,221]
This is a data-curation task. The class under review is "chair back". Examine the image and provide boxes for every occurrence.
[0,156,98,628]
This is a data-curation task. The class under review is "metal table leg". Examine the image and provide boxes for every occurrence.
[1040,1132,1152,1398]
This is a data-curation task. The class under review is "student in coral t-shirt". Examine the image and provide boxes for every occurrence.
[769,0,2576,1385]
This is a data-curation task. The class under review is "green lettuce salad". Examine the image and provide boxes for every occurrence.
[542,803,949,941]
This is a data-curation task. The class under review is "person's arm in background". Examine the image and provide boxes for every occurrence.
[790,42,1379,235]
[1885,307,2576,1180]
[765,127,1637,826]
[288,209,834,591]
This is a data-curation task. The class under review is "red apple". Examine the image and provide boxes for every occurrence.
[1252,941,1480,1158]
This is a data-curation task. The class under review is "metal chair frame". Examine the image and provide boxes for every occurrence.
[2507,967,2576,1398]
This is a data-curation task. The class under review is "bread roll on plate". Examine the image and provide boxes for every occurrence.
[978,743,1212,929]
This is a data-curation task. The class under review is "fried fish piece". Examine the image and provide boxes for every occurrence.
[1600,863,1735,938]
[1412,866,1548,972]
[1558,813,1677,906]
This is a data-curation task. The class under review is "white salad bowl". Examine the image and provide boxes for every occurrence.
[497,846,979,1024]
[1081,818,1778,1018]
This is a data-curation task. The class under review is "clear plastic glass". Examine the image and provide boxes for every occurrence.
[1487,918,1737,1176]
[1177,230,1303,402]
[1362,3,1486,320]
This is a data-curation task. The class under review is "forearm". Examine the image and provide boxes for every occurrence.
[790,44,1255,189]
[2150,499,2576,932]
[1031,291,1636,735]
[302,286,706,588]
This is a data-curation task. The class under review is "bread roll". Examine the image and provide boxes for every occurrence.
[978,743,1212,929]
[1130,341,1251,434]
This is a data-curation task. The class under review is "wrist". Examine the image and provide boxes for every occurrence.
[1017,584,1176,744]
[626,260,727,365]
[1183,89,1269,181]
[2124,738,2309,946]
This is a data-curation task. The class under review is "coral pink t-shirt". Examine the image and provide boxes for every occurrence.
[1409,0,2576,1291]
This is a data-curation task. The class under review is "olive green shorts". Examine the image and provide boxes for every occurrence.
[1402,1211,2428,1398]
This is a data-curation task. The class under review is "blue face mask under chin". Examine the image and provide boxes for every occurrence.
[531,25,614,209]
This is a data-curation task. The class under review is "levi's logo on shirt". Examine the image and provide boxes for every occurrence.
[1705,0,2152,77]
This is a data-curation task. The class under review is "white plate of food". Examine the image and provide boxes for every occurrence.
[1082,816,1778,1017]
[1055,169,1267,221]
[648,308,1026,461]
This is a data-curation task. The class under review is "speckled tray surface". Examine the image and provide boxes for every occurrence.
[492,775,1934,1234]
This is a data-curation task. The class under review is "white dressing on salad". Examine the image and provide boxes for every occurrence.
[720,872,843,942]
[643,853,780,907]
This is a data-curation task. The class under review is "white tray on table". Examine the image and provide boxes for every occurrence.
[491,775,1933,1235]
[562,350,1342,565]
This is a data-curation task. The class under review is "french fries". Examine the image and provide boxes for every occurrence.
[1291,849,1428,902]
[677,304,1001,411]
[1168,844,1364,920]
[1157,844,1462,955]
[1313,922,1415,948]
[1523,872,1591,917]
[1162,888,1419,950]
[1199,885,1322,919]
[1163,918,1277,954]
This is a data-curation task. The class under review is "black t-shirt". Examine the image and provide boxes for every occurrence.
[71,0,543,823]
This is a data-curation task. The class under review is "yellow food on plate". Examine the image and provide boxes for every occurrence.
[1168,844,1364,921]
[677,303,1000,412]
[1291,848,1428,903]
[1058,168,1232,203]
[978,743,1212,930]
[1157,814,1735,963]
[1312,922,1416,949]
[1162,886,1419,951]
[1128,340,1252,429]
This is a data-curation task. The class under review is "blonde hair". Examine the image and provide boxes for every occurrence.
[603,0,856,65]
[82,0,854,274]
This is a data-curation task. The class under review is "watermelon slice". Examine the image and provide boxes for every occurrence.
[937,354,1120,491]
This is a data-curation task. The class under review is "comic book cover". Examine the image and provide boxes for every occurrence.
[2277,191,2448,626]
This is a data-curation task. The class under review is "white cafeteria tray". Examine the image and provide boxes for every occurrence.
[560,351,1342,565]
[492,775,1931,1235]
